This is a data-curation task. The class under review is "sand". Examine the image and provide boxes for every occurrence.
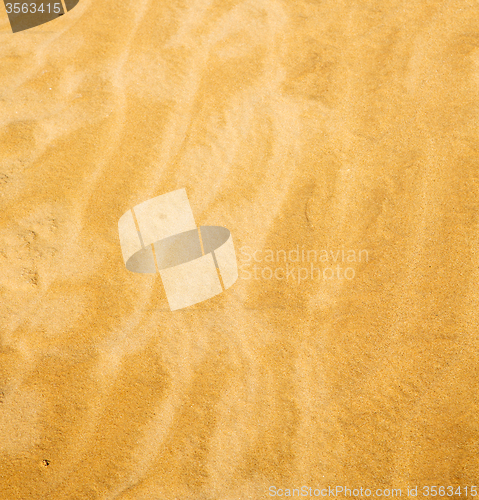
[1,0,479,498]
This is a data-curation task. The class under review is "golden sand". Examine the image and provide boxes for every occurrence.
[1,0,479,498]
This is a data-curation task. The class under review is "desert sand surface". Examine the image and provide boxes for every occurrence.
[1,0,479,498]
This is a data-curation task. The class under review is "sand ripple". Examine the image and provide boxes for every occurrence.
[1,0,479,498]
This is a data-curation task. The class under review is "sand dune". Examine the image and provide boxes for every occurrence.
[1,0,479,498]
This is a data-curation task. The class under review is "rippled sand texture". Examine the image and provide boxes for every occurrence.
[1,0,479,498]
